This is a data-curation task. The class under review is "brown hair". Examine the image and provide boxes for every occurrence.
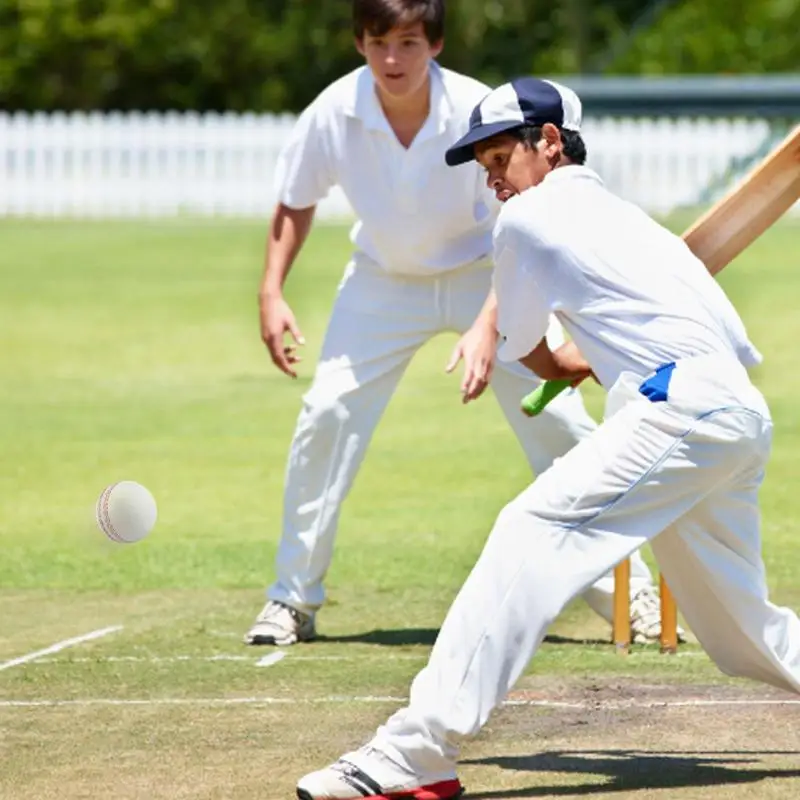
[353,0,445,44]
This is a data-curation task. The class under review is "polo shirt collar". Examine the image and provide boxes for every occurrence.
[349,61,451,140]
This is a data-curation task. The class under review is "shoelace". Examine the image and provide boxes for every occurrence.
[258,601,300,623]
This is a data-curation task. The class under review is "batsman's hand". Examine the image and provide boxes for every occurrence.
[260,294,305,378]
[553,340,597,386]
[446,321,498,404]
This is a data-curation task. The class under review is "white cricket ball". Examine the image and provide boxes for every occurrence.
[95,481,157,544]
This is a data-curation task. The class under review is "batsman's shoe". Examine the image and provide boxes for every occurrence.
[296,746,463,800]
[630,586,687,645]
[244,600,315,646]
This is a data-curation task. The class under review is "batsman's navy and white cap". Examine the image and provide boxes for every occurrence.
[445,77,582,166]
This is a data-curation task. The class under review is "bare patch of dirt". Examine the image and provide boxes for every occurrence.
[458,678,800,798]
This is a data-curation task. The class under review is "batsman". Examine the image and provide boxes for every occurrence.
[296,77,800,800]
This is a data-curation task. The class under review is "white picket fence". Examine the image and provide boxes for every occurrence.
[0,111,786,219]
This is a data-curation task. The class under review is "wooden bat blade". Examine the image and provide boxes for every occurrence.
[682,125,800,275]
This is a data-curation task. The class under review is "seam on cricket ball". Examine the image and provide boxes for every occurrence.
[98,482,124,543]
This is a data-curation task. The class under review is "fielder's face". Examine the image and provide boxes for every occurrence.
[475,125,564,202]
[356,22,443,101]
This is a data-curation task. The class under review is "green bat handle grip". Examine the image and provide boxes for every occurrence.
[520,379,572,417]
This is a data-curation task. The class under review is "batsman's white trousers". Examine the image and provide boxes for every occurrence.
[267,258,654,616]
[369,355,800,779]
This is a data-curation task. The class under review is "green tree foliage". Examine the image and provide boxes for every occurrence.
[443,0,648,79]
[0,0,797,112]
[606,0,800,74]
[0,0,362,111]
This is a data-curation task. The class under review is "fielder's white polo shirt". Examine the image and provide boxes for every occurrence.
[274,62,498,276]
[493,166,762,388]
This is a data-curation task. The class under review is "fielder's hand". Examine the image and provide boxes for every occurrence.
[446,321,498,404]
[260,294,305,378]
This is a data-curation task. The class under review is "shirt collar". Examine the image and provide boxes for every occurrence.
[541,164,604,187]
[348,61,451,140]
[351,67,385,130]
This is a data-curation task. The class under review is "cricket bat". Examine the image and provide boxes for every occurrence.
[521,124,800,417]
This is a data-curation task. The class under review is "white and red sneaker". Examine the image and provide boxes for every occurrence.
[296,746,463,800]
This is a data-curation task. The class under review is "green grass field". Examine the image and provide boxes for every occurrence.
[1,216,799,799]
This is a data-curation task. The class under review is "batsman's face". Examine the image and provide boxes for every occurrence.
[356,23,442,101]
[475,128,559,202]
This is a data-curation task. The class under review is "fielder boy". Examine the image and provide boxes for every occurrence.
[296,76,800,800]
[247,0,670,648]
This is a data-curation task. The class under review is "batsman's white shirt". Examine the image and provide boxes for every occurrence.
[275,62,497,276]
[492,165,763,385]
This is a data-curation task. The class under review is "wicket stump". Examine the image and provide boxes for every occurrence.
[613,559,679,654]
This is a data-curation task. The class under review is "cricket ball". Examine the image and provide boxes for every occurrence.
[95,481,158,543]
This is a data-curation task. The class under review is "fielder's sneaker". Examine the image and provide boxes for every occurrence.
[630,585,687,645]
[243,600,315,646]
[296,746,463,800]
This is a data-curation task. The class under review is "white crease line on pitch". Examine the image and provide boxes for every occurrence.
[1,696,799,710]
[0,626,124,672]
[27,653,428,665]
[0,696,405,709]
[32,654,253,664]
[26,651,704,666]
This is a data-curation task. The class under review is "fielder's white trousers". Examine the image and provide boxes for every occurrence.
[268,258,654,616]
[369,355,800,780]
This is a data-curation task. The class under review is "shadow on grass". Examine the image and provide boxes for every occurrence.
[315,630,610,647]
[462,750,800,797]
[315,628,439,646]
